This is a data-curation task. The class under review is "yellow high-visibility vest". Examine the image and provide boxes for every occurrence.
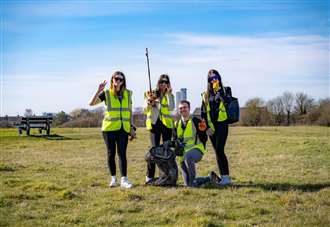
[202,92,228,131]
[176,117,206,162]
[102,89,132,133]
[146,95,173,130]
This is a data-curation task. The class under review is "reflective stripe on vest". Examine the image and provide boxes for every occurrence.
[202,92,228,131]
[145,95,173,130]
[102,89,131,133]
[176,118,206,162]
[159,95,173,128]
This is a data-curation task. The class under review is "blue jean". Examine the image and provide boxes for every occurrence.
[180,148,210,187]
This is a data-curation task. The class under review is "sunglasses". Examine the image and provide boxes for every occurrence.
[208,75,220,83]
[114,77,123,82]
[160,80,169,85]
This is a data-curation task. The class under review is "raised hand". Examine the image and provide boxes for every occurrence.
[147,90,158,106]
[98,80,107,92]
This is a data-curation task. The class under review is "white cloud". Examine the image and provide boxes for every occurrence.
[135,33,329,113]
[162,32,329,97]
[2,33,329,116]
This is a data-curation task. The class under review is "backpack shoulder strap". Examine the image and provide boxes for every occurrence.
[192,117,199,145]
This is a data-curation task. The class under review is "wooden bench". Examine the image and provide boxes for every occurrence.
[17,116,53,136]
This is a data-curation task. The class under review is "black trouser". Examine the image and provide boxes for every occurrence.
[102,129,129,177]
[209,122,229,175]
[146,119,172,178]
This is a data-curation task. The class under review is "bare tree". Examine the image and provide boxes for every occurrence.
[295,92,314,115]
[267,96,285,125]
[281,92,294,125]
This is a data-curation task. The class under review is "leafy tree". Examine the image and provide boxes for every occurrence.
[54,111,70,126]
[70,108,91,119]
[242,98,265,126]
[24,108,33,117]
[317,98,330,126]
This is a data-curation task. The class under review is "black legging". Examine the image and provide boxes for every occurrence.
[146,118,172,178]
[209,123,229,175]
[102,129,129,177]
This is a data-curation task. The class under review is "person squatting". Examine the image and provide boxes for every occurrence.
[89,69,233,189]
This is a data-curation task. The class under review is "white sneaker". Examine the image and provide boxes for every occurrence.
[219,175,231,186]
[146,176,153,183]
[121,177,133,189]
[109,176,117,187]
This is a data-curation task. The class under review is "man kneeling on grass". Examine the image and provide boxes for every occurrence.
[176,100,219,187]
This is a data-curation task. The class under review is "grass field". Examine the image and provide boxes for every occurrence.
[1,126,329,226]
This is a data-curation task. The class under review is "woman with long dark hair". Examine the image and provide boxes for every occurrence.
[144,74,175,184]
[201,69,231,185]
[89,71,135,188]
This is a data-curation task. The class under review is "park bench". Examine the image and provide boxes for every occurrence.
[17,116,53,136]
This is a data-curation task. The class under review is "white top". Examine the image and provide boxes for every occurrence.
[143,92,175,124]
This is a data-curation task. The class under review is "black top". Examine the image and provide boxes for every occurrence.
[99,91,123,103]
[99,91,106,102]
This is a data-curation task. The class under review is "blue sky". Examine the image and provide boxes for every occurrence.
[1,0,329,116]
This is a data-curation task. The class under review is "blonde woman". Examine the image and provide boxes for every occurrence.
[89,71,135,188]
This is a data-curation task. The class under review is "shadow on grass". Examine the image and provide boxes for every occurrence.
[232,182,330,192]
[30,134,79,140]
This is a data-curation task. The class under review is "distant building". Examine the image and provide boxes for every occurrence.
[180,88,187,100]
[176,91,182,111]
[176,88,188,112]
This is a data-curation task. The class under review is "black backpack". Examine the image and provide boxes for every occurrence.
[224,87,240,124]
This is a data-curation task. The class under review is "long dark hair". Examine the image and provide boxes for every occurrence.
[110,71,126,96]
[155,74,171,98]
[206,69,225,97]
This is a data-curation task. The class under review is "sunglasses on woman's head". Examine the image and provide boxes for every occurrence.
[208,75,220,83]
[114,77,123,82]
[160,80,169,84]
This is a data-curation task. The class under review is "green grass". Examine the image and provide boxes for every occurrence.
[1,126,329,226]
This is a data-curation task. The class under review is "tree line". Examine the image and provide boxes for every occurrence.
[19,91,329,127]
[241,91,330,126]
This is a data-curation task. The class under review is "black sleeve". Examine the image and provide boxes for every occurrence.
[98,91,105,102]
[192,117,208,147]
[201,101,207,119]
[201,101,210,128]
